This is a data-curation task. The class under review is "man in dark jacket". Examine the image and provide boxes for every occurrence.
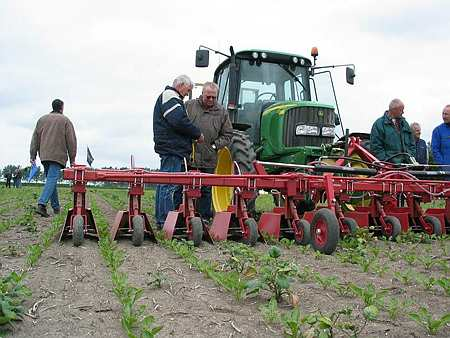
[431,104,450,169]
[410,122,428,164]
[30,99,77,217]
[186,82,233,220]
[153,75,204,229]
[370,98,415,164]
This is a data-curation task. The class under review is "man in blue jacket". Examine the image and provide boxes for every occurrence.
[410,122,428,164]
[370,98,416,164]
[431,105,450,170]
[153,75,204,229]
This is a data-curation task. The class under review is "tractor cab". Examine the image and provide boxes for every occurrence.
[196,46,355,167]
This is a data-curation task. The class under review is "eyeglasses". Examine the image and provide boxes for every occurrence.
[205,95,217,100]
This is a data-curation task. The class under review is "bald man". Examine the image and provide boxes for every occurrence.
[369,98,416,164]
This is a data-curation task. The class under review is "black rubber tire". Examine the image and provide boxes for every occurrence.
[190,217,203,247]
[310,209,340,254]
[423,215,442,236]
[242,218,258,246]
[341,217,358,238]
[73,215,84,247]
[230,130,257,214]
[294,219,311,245]
[132,215,145,247]
[230,130,257,174]
[381,216,401,241]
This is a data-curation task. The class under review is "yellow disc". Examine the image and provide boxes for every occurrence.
[212,147,234,212]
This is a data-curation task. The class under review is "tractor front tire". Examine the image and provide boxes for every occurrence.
[341,217,358,238]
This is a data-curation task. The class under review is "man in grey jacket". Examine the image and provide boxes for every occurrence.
[30,99,77,217]
[186,82,233,220]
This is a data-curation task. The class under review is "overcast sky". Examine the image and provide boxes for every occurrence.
[1,0,449,170]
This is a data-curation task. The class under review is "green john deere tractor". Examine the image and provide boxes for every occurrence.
[195,46,356,211]
[196,46,355,172]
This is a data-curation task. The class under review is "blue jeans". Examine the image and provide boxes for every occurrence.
[155,155,184,227]
[38,161,62,210]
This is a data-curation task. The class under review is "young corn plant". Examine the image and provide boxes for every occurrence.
[393,269,416,286]
[349,283,387,321]
[418,255,436,270]
[409,307,450,335]
[415,274,436,292]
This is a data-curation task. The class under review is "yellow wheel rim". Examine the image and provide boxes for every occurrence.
[212,147,234,212]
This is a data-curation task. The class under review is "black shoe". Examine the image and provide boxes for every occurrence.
[53,207,60,215]
[35,204,50,218]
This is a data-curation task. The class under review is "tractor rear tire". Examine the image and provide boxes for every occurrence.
[294,219,311,245]
[310,208,339,254]
[230,130,257,214]
[423,215,442,236]
[190,217,203,247]
[132,215,145,247]
[381,216,401,241]
[73,215,84,247]
[341,217,358,238]
[242,218,258,246]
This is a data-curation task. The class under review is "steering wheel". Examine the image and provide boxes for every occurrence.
[256,92,276,101]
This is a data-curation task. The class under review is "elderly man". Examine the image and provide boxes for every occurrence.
[370,98,415,164]
[186,82,233,221]
[410,122,428,164]
[30,99,77,217]
[431,104,450,169]
[153,75,204,229]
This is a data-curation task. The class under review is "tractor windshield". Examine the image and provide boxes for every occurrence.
[238,60,311,108]
[235,60,311,143]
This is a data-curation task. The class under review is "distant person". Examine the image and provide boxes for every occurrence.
[30,99,77,217]
[186,82,233,221]
[370,98,416,164]
[4,172,12,188]
[431,104,450,169]
[410,122,428,164]
[153,75,204,229]
[13,166,23,188]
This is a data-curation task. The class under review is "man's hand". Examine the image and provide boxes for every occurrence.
[197,133,205,144]
[30,159,36,166]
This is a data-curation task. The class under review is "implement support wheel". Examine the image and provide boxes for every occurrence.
[341,217,358,238]
[381,216,401,241]
[73,215,84,247]
[132,215,145,247]
[294,219,311,245]
[242,218,258,246]
[310,209,339,254]
[423,215,442,236]
[191,217,203,247]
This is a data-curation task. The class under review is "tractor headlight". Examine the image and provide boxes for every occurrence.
[292,56,299,64]
[252,52,259,59]
[321,126,335,137]
[261,52,268,59]
[296,124,319,136]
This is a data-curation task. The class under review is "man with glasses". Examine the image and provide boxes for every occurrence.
[370,98,416,164]
[186,82,233,222]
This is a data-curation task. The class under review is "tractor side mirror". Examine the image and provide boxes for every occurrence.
[346,67,355,85]
[335,113,341,126]
[195,50,210,67]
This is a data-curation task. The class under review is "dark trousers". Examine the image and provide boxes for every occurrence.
[196,167,215,220]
